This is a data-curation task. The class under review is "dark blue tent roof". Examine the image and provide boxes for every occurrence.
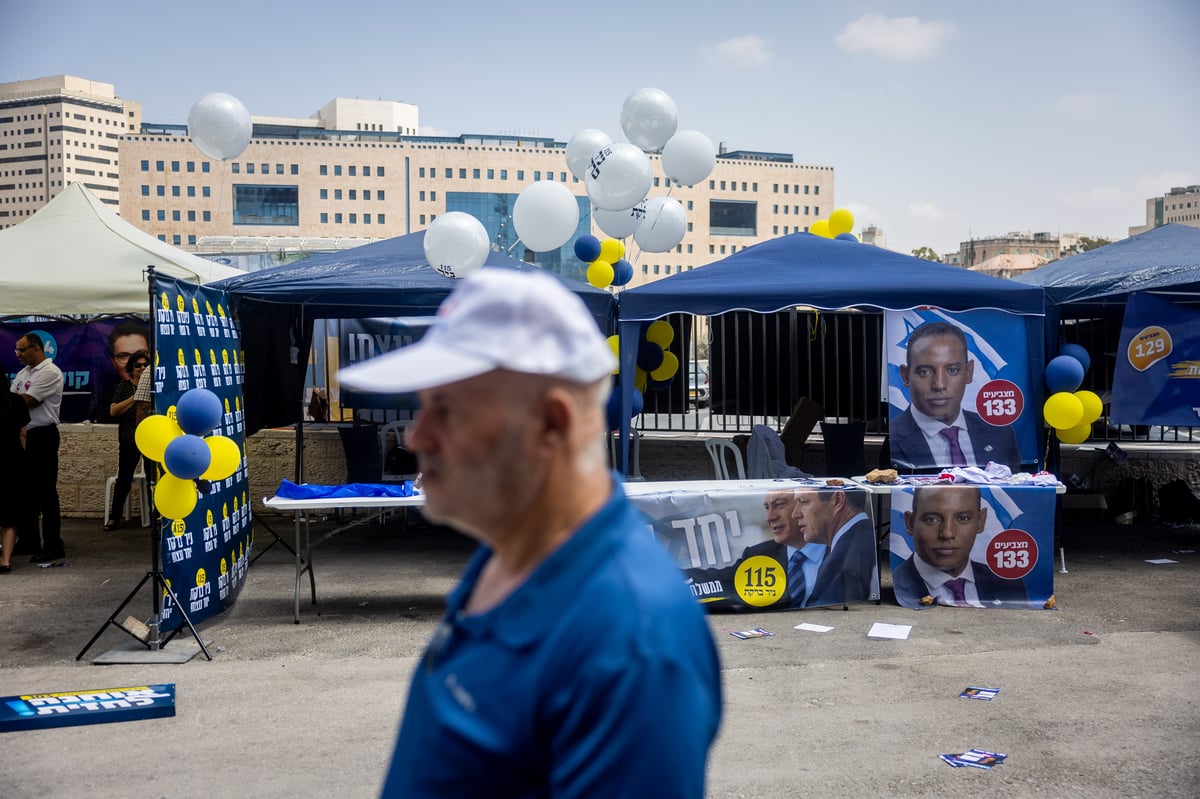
[617,232,1045,320]
[1015,224,1200,312]
[213,229,614,324]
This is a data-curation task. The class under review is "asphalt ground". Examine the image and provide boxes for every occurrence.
[1,512,1198,798]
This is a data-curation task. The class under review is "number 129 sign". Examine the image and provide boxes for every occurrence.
[975,379,1024,427]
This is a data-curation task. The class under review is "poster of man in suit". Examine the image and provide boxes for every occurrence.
[884,310,1037,472]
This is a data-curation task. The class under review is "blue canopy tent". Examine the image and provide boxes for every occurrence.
[1015,224,1200,314]
[613,232,1047,474]
[213,230,615,436]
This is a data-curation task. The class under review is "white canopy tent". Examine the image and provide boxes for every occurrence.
[0,183,244,316]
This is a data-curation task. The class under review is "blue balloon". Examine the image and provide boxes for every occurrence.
[1045,355,1085,393]
[613,258,635,286]
[835,233,858,242]
[175,388,223,436]
[604,385,645,430]
[649,377,673,392]
[573,234,602,263]
[636,340,664,372]
[1059,343,1091,373]
[631,388,644,417]
[164,434,213,480]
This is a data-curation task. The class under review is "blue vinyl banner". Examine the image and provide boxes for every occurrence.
[0,685,175,732]
[889,483,1054,610]
[628,480,880,611]
[885,309,1037,471]
[1111,292,1200,426]
[1,318,149,423]
[336,316,433,410]
[152,276,252,631]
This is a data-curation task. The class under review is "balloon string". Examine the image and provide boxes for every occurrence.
[507,237,522,253]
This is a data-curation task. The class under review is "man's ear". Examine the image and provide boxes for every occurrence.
[903,510,914,534]
[899,363,910,387]
[976,506,988,533]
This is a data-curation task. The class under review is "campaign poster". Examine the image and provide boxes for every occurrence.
[628,481,879,611]
[1,317,150,423]
[336,316,434,410]
[152,276,252,631]
[888,483,1054,610]
[1111,292,1200,426]
[884,309,1037,471]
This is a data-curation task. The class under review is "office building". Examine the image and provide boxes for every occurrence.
[1130,185,1200,236]
[0,75,141,227]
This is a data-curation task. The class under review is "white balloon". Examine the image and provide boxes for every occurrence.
[188,93,252,161]
[593,201,647,239]
[513,181,581,252]
[424,212,490,279]
[565,128,613,181]
[661,130,716,187]
[620,88,678,153]
[634,197,687,253]
[585,142,652,212]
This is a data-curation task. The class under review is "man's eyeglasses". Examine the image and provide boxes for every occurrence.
[14,345,34,354]
[130,362,149,371]
[113,352,140,363]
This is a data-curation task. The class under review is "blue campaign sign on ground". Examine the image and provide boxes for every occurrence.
[1112,292,1200,426]
[0,685,175,732]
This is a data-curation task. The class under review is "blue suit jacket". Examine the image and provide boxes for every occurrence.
[892,556,1031,608]
[807,517,879,607]
[890,408,1021,471]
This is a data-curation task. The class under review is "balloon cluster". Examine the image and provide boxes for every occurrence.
[604,320,680,430]
[188,93,252,162]
[135,388,241,520]
[575,235,633,289]
[808,208,858,242]
[1041,343,1103,444]
[565,88,717,259]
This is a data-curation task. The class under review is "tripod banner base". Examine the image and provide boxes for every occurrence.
[92,638,212,665]
[0,684,175,733]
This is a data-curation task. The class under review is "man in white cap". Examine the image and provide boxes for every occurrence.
[340,268,722,798]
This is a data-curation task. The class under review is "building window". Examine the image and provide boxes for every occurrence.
[534,171,541,181]
[188,235,196,245]
[157,210,165,221]
[459,168,467,178]
[156,186,165,197]
[320,189,328,199]
[349,189,357,200]
[202,163,210,174]
[320,165,328,176]
[419,167,426,178]
[419,191,425,201]
[377,166,384,177]
[364,166,371,176]
[364,214,371,224]
[187,186,195,197]
[156,161,164,171]
[500,170,508,180]
[291,164,299,175]
[233,184,300,226]
[172,186,180,197]
[141,185,149,196]
[420,214,426,224]
[232,163,241,174]
[710,200,756,236]
[171,161,179,172]
[334,189,343,200]
[320,212,328,223]
[335,213,343,223]
[349,166,357,176]
[349,213,357,224]
[173,235,181,245]
[203,211,211,221]
[364,190,372,200]
[141,209,150,221]
[202,186,211,198]
[140,160,149,171]
[187,210,196,221]
[275,164,284,175]
[517,170,524,181]
[334,165,342,176]
[487,169,494,179]
[377,190,385,200]
[445,168,452,178]
[473,168,481,179]
[813,186,819,195]
[430,191,436,201]
[377,213,385,224]
[247,163,255,174]
[172,210,181,222]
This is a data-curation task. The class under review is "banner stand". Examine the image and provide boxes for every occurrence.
[76,267,213,663]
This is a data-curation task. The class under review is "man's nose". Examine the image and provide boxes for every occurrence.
[404,413,430,453]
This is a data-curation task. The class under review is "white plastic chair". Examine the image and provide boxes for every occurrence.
[705,438,746,480]
[379,421,415,482]
[104,465,150,527]
[609,430,644,481]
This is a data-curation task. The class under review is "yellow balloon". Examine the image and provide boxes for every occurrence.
[605,335,620,373]
[587,259,615,289]
[1055,420,1092,445]
[828,208,855,236]
[651,351,679,382]
[155,473,198,520]
[634,367,648,393]
[202,435,241,481]
[599,238,625,263]
[810,219,832,238]
[135,415,183,461]
[646,320,674,349]
[1043,391,1084,430]
[1074,390,1103,425]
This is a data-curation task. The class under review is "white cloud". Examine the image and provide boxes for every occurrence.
[834,14,956,62]
[702,35,774,69]
[909,201,949,222]
[1136,171,1198,195]
[1056,92,1104,115]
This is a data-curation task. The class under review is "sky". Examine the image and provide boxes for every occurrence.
[3,0,1198,256]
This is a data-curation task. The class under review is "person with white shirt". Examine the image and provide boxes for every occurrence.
[11,333,65,563]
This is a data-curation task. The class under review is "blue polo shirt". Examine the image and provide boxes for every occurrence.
[381,482,723,798]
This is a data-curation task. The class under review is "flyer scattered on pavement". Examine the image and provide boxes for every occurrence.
[0,685,175,732]
[867,622,911,640]
[940,748,1008,769]
[794,622,835,633]
[1145,559,1178,565]
[960,686,1000,700]
[729,627,774,639]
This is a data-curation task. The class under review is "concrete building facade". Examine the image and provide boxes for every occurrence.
[1130,185,1200,236]
[0,75,141,227]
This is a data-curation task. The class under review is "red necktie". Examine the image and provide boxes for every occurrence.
[939,426,967,467]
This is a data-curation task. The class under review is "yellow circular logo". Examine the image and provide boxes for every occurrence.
[734,555,788,607]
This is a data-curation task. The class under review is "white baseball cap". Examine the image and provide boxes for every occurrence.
[338,268,616,393]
